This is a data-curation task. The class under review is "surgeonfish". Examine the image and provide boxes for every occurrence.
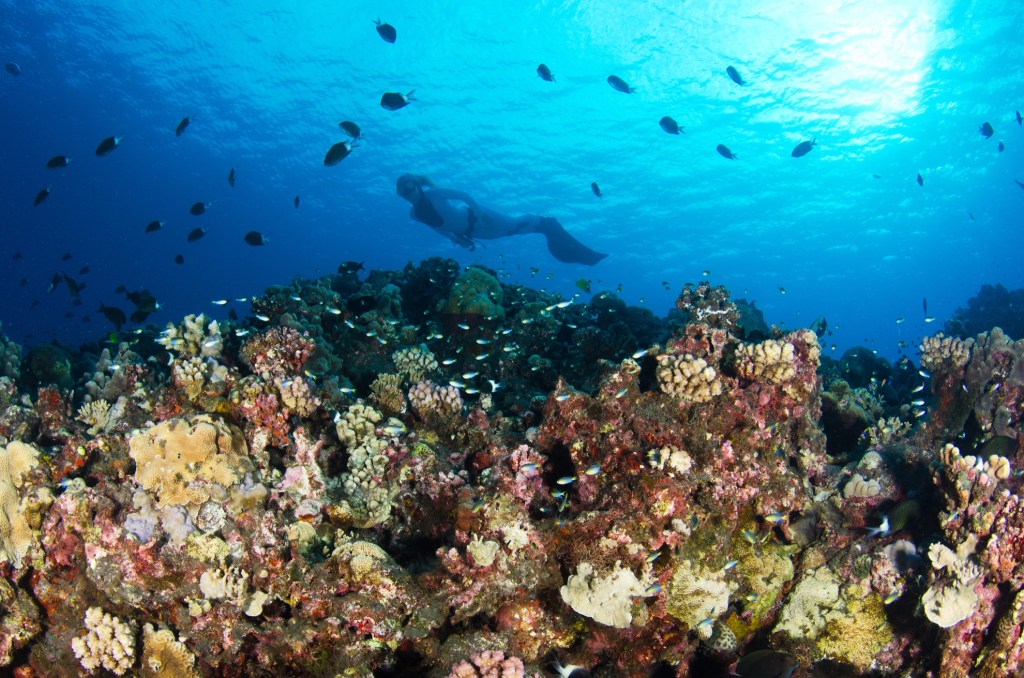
[380,90,414,110]
[339,121,361,138]
[374,18,396,43]
[537,63,554,81]
[659,116,684,134]
[46,155,71,168]
[791,138,816,157]
[716,144,737,159]
[175,116,191,137]
[590,182,602,198]
[190,202,208,216]
[324,140,354,166]
[606,75,633,93]
[33,186,50,206]
[95,136,122,156]
[726,65,745,85]
[244,231,268,246]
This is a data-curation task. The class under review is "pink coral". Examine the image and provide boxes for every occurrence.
[448,650,526,678]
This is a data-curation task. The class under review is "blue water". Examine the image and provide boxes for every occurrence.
[2,0,1022,360]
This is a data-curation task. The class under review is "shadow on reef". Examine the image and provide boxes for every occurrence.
[1,262,1024,676]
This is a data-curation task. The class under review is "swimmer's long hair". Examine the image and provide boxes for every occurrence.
[396,174,434,197]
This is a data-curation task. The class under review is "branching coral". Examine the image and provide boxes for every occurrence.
[735,339,797,385]
[392,345,438,384]
[70,607,135,675]
[656,354,722,403]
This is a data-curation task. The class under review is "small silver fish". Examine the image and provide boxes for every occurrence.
[326,307,342,315]
[764,512,786,524]
[235,297,248,302]
[556,475,576,485]
[449,380,466,388]
[555,300,572,308]
[723,559,738,571]
[344,319,356,329]
[255,314,270,322]
[464,387,480,394]
[584,463,601,476]
[211,299,228,305]
[475,352,489,360]
[476,338,491,345]
[279,379,293,388]
[457,323,470,330]
[290,295,302,301]
[442,358,457,365]
[614,388,627,398]
[519,462,538,473]
[632,348,649,359]
[912,384,925,393]
[339,387,356,394]
[462,371,479,379]
[488,379,503,391]
[234,329,251,337]
[555,393,570,402]
[911,399,925,406]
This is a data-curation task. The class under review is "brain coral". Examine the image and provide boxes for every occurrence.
[442,267,505,320]
[129,415,251,508]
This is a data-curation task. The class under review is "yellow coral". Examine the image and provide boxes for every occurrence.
[920,333,970,372]
[656,354,722,403]
[0,441,41,567]
[370,373,406,416]
[141,624,199,678]
[129,415,251,508]
[735,339,797,384]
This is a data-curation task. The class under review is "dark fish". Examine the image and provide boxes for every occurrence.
[374,18,396,43]
[98,303,126,330]
[998,141,1005,152]
[46,155,71,168]
[590,182,602,198]
[130,309,151,323]
[4,62,20,76]
[979,122,994,138]
[380,90,414,110]
[95,136,122,156]
[726,65,744,85]
[187,227,207,242]
[63,274,82,298]
[339,120,361,138]
[48,273,62,292]
[923,297,928,315]
[735,649,798,678]
[791,138,816,157]
[126,289,158,313]
[1015,178,1024,190]
[716,144,737,159]
[78,265,90,275]
[337,261,364,274]
[19,278,27,287]
[1017,110,1022,126]
[606,75,633,93]
[145,220,163,233]
[810,316,827,337]
[12,252,22,260]
[189,202,208,216]
[174,254,185,264]
[61,252,72,261]
[34,187,51,206]
[975,435,1018,458]
[659,116,684,134]
[244,231,267,246]
[537,64,555,82]
[176,116,191,136]
[324,140,354,165]
[916,173,924,187]
[294,195,300,208]
[228,167,236,187]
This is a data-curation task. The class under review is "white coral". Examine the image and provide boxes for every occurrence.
[560,561,651,628]
[70,607,135,675]
[656,354,722,403]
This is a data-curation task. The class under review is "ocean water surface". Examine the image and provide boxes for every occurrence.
[1,0,1022,357]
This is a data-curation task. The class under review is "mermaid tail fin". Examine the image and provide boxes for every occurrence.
[536,217,607,265]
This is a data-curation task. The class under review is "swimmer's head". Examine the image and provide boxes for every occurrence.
[396,174,433,200]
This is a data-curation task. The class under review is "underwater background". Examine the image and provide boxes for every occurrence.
[2,0,1022,357]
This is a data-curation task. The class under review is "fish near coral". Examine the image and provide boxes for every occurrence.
[734,649,798,678]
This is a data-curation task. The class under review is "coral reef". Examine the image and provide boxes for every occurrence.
[1,261,1023,676]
